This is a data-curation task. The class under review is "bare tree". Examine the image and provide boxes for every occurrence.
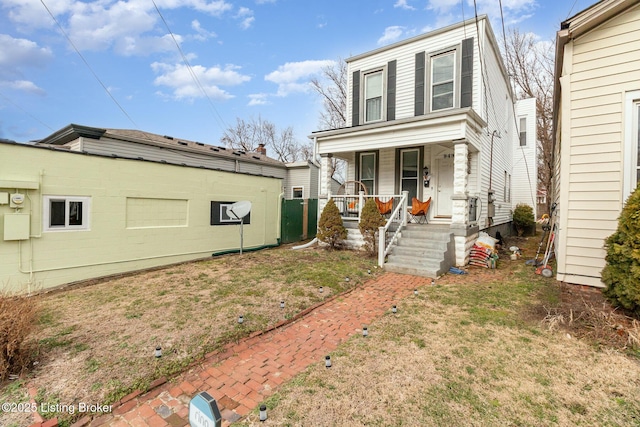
[310,58,348,182]
[220,116,311,163]
[503,28,554,216]
[310,58,347,130]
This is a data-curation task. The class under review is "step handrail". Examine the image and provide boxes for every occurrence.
[378,191,409,267]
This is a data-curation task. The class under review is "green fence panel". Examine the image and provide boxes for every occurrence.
[281,199,318,244]
[307,199,318,239]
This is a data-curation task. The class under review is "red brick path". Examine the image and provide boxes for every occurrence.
[87,272,430,427]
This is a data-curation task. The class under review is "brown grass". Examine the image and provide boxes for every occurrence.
[0,294,40,381]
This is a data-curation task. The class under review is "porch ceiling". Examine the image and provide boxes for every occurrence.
[312,107,485,155]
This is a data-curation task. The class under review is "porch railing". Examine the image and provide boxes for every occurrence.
[378,191,409,267]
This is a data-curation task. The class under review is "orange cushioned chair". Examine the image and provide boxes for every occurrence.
[409,197,431,223]
[375,197,393,217]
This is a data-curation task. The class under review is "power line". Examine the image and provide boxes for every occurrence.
[151,0,228,133]
[0,90,55,132]
[40,0,139,129]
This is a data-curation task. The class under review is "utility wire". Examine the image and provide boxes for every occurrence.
[40,0,139,129]
[151,0,228,133]
[0,90,55,132]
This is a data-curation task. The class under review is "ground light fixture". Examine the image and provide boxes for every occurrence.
[414,289,418,295]
[155,346,162,358]
[325,355,332,368]
[319,286,323,293]
[363,326,368,337]
[367,269,371,274]
[431,278,435,286]
[345,277,350,282]
[392,305,397,313]
[280,300,285,309]
[238,315,244,324]
[259,404,267,422]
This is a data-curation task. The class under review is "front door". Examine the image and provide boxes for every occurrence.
[436,157,454,217]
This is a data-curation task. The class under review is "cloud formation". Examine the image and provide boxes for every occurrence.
[265,60,335,96]
[151,62,250,100]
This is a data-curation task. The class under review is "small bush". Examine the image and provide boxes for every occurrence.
[317,199,347,250]
[512,204,535,236]
[602,186,640,314]
[359,198,386,256]
[0,294,40,380]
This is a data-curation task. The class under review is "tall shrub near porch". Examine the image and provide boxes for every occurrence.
[317,199,347,250]
[359,198,386,256]
[601,185,640,314]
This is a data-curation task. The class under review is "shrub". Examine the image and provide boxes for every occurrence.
[359,198,386,256]
[602,186,640,314]
[512,203,535,236]
[0,294,40,380]
[317,198,347,250]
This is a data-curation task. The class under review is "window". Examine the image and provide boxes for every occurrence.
[519,117,527,146]
[359,152,377,195]
[292,186,303,199]
[401,149,419,201]
[43,196,90,231]
[364,70,383,122]
[431,51,455,111]
[623,91,640,200]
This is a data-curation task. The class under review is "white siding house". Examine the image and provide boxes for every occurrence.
[513,98,538,218]
[312,16,526,272]
[552,0,640,287]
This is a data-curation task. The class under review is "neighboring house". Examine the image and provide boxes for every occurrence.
[552,0,640,288]
[513,97,538,219]
[311,16,536,275]
[0,124,293,294]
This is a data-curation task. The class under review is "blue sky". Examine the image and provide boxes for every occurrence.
[0,0,596,146]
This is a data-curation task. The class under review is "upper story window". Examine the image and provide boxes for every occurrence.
[431,51,455,111]
[519,117,527,146]
[364,70,384,123]
[292,186,303,199]
[43,196,91,231]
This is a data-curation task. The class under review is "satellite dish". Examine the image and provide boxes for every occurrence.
[227,201,251,220]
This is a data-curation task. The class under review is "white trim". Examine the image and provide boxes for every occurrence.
[623,90,640,202]
[429,50,456,112]
[292,186,304,199]
[43,195,91,232]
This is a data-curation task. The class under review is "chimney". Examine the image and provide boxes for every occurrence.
[256,143,267,156]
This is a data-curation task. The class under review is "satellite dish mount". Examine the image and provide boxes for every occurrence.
[227,201,252,254]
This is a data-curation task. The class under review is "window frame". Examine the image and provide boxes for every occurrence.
[519,117,527,146]
[357,151,378,195]
[623,91,640,201]
[427,47,460,113]
[400,148,420,201]
[292,186,304,199]
[361,67,386,124]
[43,195,91,232]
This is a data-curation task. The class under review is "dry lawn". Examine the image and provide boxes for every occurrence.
[0,245,377,427]
[235,236,640,427]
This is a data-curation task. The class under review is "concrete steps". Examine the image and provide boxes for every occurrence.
[384,224,454,278]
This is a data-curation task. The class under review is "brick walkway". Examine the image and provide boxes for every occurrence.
[87,272,431,427]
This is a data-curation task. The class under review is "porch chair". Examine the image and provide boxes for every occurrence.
[337,180,368,216]
[375,197,393,217]
[408,197,431,224]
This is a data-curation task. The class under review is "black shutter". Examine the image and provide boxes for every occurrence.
[414,52,425,116]
[352,70,360,126]
[387,60,397,121]
[460,38,474,108]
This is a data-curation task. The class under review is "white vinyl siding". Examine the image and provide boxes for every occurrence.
[512,98,537,217]
[555,2,640,287]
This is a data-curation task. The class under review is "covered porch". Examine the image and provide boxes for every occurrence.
[312,108,486,268]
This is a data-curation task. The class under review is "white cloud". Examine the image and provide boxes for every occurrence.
[394,0,416,11]
[0,79,46,95]
[191,20,217,41]
[151,61,250,100]
[0,34,53,92]
[248,93,269,106]
[236,7,255,29]
[0,0,233,55]
[265,60,335,96]
[377,26,405,45]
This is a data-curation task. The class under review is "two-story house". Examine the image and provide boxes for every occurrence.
[311,16,536,277]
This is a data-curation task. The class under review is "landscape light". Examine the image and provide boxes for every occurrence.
[259,404,267,422]
[345,277,350,282]
[155,346,162,358]
[319,286,323,293]
[392,305,397,313]
[414,289,418,295]
[280,300,285,309]
[431,278,435,286]
[325,355,332,368]
[238,315,244,324]
[363,327,368,337]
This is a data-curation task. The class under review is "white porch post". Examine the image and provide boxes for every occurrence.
[451,139,475,266]
[318,154,333,215]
